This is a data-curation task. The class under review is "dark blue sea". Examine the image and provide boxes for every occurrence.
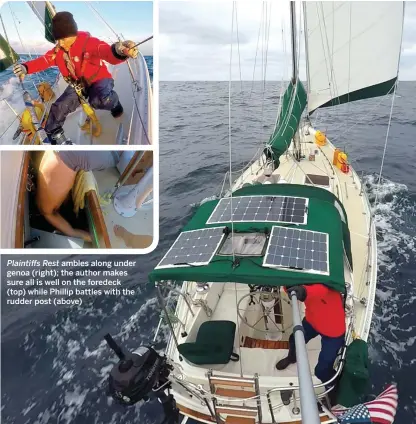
[1,81,416,423]
[0,55,153,143]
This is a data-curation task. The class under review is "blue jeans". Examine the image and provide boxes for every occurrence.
[288,318,345,383]
[45,78,120,136]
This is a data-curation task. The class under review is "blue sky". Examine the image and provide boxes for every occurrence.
[0,1,153,55]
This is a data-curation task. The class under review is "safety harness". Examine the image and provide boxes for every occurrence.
[58,34,103,137]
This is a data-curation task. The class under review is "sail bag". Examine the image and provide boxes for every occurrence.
[336,338,370,407]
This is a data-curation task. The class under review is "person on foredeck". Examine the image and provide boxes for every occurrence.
[276,284,346,384]
[13,11,138,145]
[36,150,119,242]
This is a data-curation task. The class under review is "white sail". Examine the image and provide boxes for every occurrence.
[27,1,56,43]
[304,2,404,113]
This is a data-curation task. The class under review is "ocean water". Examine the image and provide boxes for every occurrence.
[0,55,153,144]
[1,81,416,423]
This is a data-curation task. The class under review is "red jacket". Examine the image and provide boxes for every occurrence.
[286,284,346,337]
[24,31,126,85]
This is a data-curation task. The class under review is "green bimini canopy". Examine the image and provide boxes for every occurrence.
[149,184,351,294]
[264,79,307,167]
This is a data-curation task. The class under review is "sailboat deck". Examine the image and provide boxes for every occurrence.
[93,167,153,248]
[164,127,376,423]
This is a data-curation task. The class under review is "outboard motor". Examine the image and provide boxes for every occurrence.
[104,334,179,424]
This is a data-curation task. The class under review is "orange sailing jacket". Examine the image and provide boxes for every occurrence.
[287,284,346,337]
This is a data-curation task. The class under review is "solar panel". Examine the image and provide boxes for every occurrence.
[156,227,226,269]
[207,196,308,225]
[263,226,329,275]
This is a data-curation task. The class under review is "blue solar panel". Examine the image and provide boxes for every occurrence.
[207,196,308,225]
[156,227,226,268]
[263,226,329,274]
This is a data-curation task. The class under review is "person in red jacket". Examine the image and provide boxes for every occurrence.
[13,11,138,144]
[276,284,346,384]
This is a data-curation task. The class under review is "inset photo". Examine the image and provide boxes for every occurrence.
[0,1,153,145]
[1,150,153,249]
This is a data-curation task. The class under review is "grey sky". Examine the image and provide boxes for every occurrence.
[160,2,416,81]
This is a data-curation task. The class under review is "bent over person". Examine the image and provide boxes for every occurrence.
[13,11,138,144]
[276,284,346,384]
[37,150,119,241]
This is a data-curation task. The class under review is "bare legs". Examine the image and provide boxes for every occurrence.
[36,151,92,242]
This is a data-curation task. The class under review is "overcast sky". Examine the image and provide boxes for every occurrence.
[160,1,416,81]
[0,1,153,55]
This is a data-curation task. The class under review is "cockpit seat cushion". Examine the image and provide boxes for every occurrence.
[178,320,239,365]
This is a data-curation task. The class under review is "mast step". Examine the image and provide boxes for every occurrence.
[209,376,255,388]
[216,405,257,418]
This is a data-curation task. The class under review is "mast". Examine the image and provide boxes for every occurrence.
[303,1,310,120]
[289,1,301,160]
[290,1,297,83]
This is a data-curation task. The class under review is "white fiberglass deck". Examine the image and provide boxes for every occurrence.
[163,124,376,423]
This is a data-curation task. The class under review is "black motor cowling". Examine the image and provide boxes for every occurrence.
[104,333,171,406]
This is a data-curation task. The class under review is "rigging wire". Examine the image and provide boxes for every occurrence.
[346,2,352,139]
[87,2,120,40]
[235,5,243,94]
[260,3,272,144]
[9,4,43,89]
[374,86,397,208]
[86,2,151,144]
[24,2,58,84]
[248,6,263,103]
[228,2,243,379]
[272,14,288,136]
[228,3,235,263]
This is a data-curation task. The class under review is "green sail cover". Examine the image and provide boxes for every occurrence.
[265,79,307,166]
[44,5,55,44]
[149,184,350,293]
[0,34,19,72]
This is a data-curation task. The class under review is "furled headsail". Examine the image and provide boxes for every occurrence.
[304,2,405,114]
[0,34,19,72]
[27,1,56,43]
[264,79,307,167]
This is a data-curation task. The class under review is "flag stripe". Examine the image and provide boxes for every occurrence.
[367,407,396,417]
[368,410,394,424]
[367,399,398,410]
[379,386,397,397]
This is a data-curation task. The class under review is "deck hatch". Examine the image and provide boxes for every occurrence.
[206,195,308,225]
[263,226,329,275]
[156,227,226,269]
[305,174,330,187]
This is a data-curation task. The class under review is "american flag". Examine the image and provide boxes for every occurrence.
[332,385,398,424]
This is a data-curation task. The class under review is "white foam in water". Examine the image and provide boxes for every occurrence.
[363,174,416,372]
[0,77,26,144]
[364,174,415,270]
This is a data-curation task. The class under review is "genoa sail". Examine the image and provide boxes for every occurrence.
[0,34,19,72]
[27,1,56,43]
[304,2,404,113]
[265,79,307,166]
